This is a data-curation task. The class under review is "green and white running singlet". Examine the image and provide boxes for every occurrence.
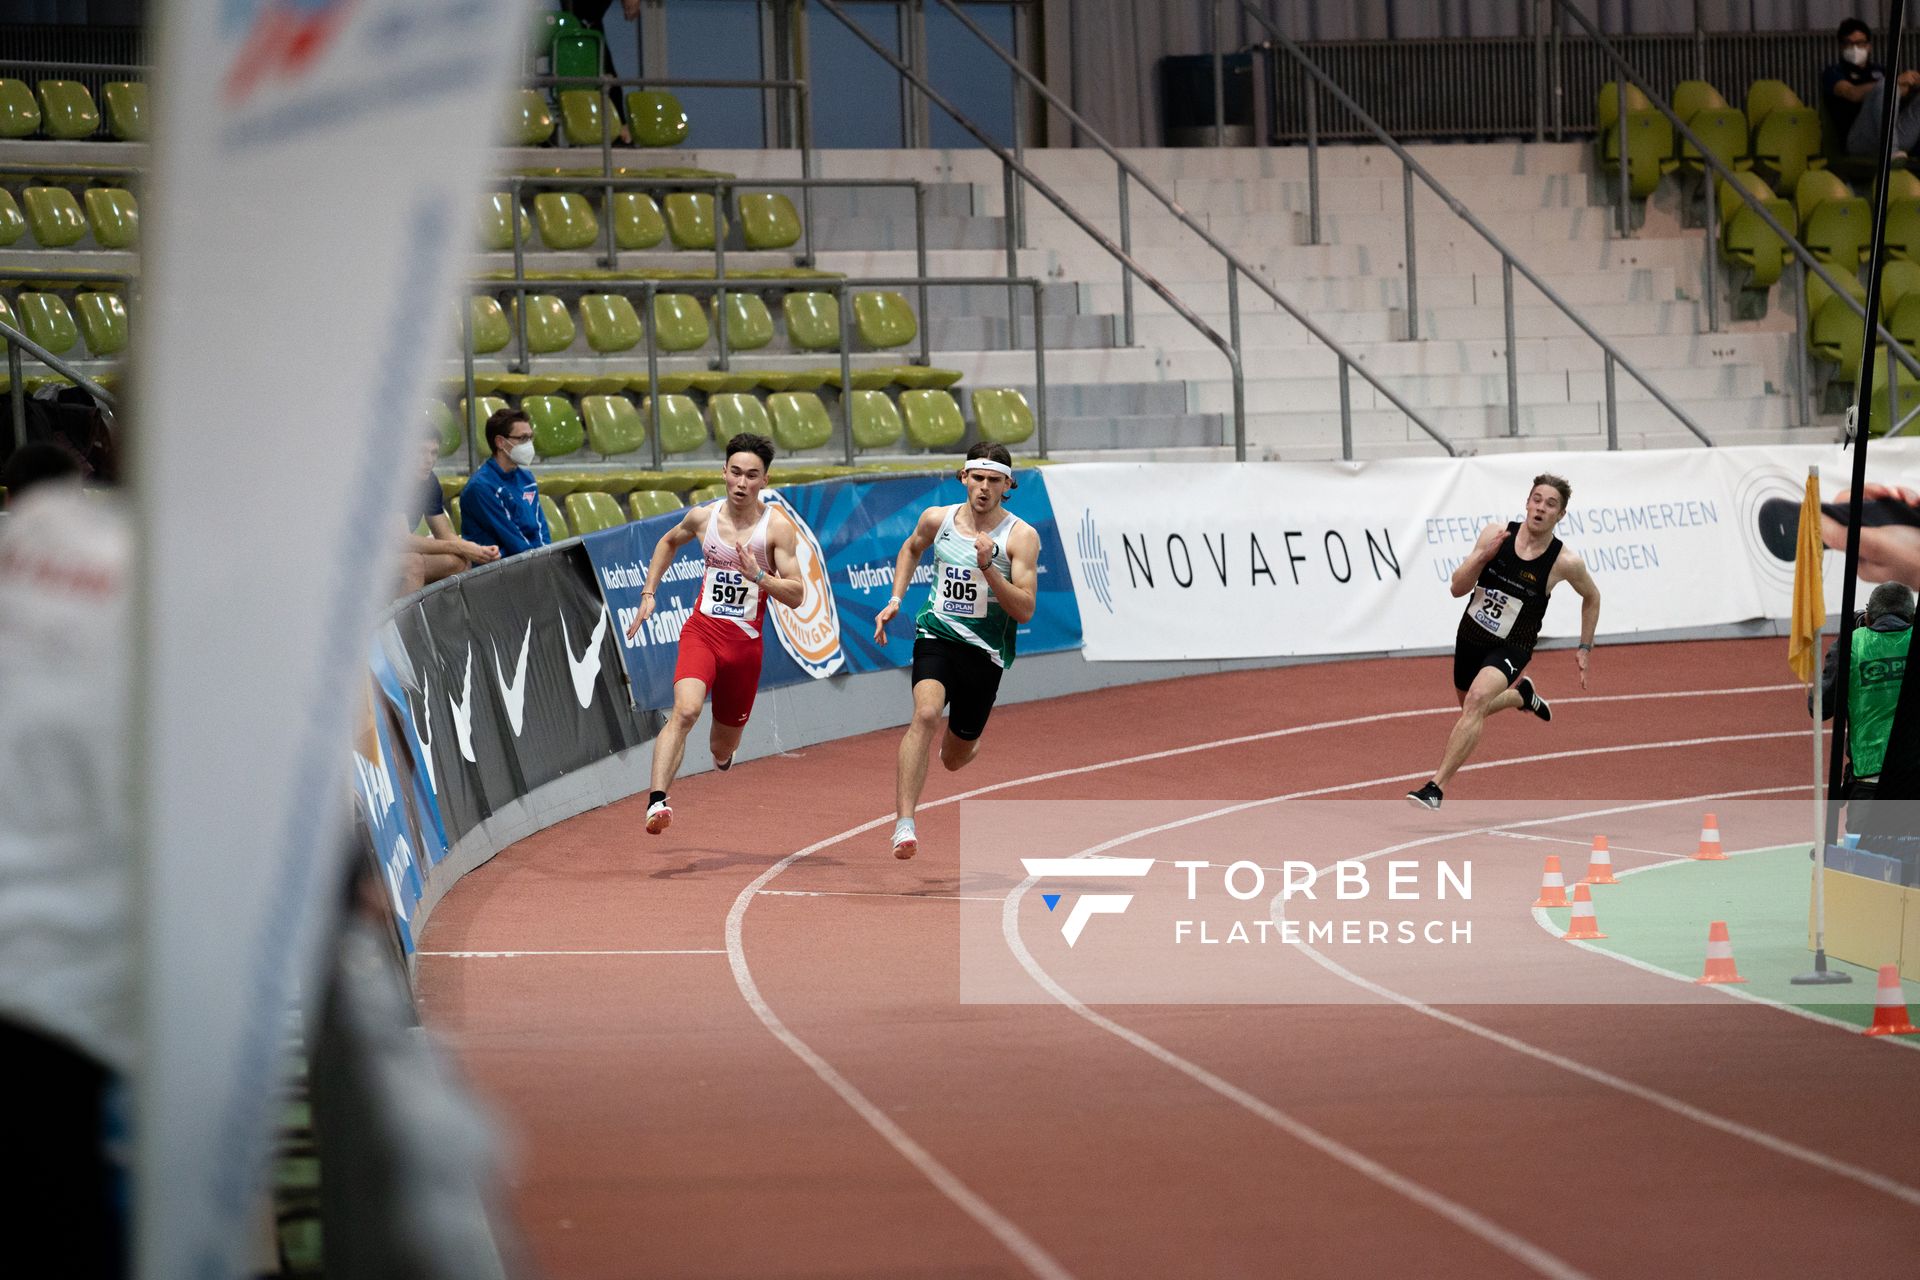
[915,504,1025,668]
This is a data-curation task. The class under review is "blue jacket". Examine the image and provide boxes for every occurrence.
[460,457,549,557]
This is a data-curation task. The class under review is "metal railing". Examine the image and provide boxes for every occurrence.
[1,312,118,452]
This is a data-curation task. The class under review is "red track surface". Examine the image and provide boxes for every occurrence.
[417,638,1920,1279]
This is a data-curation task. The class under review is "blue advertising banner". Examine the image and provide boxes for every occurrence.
[585,470,1083,708]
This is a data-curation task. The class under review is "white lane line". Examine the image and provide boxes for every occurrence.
[418,949,727,957]
[757,888,1006,902]
[1486,830,1691,861]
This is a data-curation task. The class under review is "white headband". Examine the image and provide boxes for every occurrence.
[963,459,1015,483]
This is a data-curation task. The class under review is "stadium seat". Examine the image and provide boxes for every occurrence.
[581,394,647,455]
[533,192,599,251]
[643,393,707,454]
[687,484,726,504]
[23,186,86,248]
[1881,260,1920,320]
[708,392,772,445]
[738,193,802,250]
[630,489,683,519]
[0,79,40,138]
[1867,349,1920,429]
[900,389,966,448]
[505,88,556,146]
[36,80,99,139]
[1888,198,1920,264]
[426,401,461,457]
[1718,171,1795,288]
[480,192,534,252]
[1795,169,1852,224]
[1881,169,1920,208]
[1891,292,1920,352]
[1675,105,1748,180]
[664,192,721,250]
[818,366,899,391]
[849,389,904,449]
[1809,280,1869,383]
[83,187,138,249]
[853,291,917,350]
[551,23,603,83]
[1802,189,1870,269]
[783,291,842,350]
[17,292,78,354]
[565,491,625,535]
[612,192,666,249]
[754,369,829,393]
[767,391,834,453]
[524,394,586,457]
[627,371,695,394]
[1750,105,1824,194]
[579,293,643,352]
[1746,79,1804,132]
[650,293,710,352]
[971,388,1034,445]
[468,296,511,354]
[101,81,146,141]
[888,365,963,391]
[717,292,775,350]
[463,395,509,453]
[514,294,577,353]
[558,90,614,146]
[541,494,570,539]
[1594,81,1651,132]
[1598,110,1674,202]
[73,291,127,356]
[627,90,689,147]
[447,496,462,532]
[0,189,23,246]
[539,471,582,497]
[686,371,758,395]
[1672,80,1726,123]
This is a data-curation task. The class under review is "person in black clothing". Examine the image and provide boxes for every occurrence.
[1823,16,1920,158]
[567,0,640,141]
[2,441,81,507]
[1408,475,1603,812]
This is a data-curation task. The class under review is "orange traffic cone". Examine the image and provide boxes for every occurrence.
[1694,812,1726,861]
[1694,921,1747,984]
[1865,965,1919,1036]
[1581,835,1618,885]
[1533,855,1570,907]
[1562,883,1606,940]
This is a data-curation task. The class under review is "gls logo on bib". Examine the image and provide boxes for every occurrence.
[763,491,845,679]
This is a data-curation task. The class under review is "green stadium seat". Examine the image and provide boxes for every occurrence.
[1795,169,1853,224]
[83,187,138,249]
[900,389,966,449]
[1598,110,1674,201]
[644,393,708,454]
[447,496,462,532]
[515,294,577,354]
[463,395,509,454]
[1718,171,1795,288]
[1802,191,1870,269]
[738,192,802,250]
[73,291,127,356]
[533,192,599,251]
[18,292,78,354]
[767,391,834,453]
[1594,81,1651,132]
[1867,349,1920,430]
[541,493,571,540]
[480,192,533,252]
[551,24,604,82]
[888,365,964,391]
[818,366,898,391]
[664,192,721,250]
[505,88,555,146]
[0,189,23,246]
[630,489,684,519]
[1891,293,1920,352]
[717,293,776,351]
[101,81,146,141]
[708,391,772,446]
[468,296,511,354]
[651,293,710,352]
[753,369,829,393]
[783,291,842,350]
[539,471,583,498]
[1672,80,1727,122]
[23,186,85,248]
[565,491,626,535]
[1811,293,1868,383]
[1746,79,1804,132]
[1881,170,1920,208]
[561,372,627,395]
[1675,106,1749,180]
[684,484,723,504]
[853,290,917,350]
[613,192,666,249]
[628,371,695,394]
[558,90,614,146]
[426,401,461,457]
[1807,265,1866,322]
[626,90,689,147]
[1751,105,1825,194]
[1888,198,1920,264]
[36,80,99,139]
[971,388,1034,445]
[848,389,904,449]
[0,79,40,138]
[1882,260,1920,320]
[579,293,644,352]
[687,371,759,395]
[581,394,647,455]
[524,394,587,457]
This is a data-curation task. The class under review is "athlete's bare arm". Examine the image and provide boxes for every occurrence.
[980,523,1039,624]
[1554,550,1601,688]
[872,506,944,644]
[743,512,806,611]
[624,505,708,638]
[1450,521,1509,597]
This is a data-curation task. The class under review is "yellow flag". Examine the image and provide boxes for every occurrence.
[1789,472,1825,683]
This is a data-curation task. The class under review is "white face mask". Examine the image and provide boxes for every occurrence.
[508,441,536,467]
[1845,44,1870,67]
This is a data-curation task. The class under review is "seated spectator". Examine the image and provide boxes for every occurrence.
[399,435,499,596]
[459,408,551,559]
[1823,17,1920,158]
[2,441,82,508]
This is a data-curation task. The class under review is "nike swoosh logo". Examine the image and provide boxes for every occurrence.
[449,643,477,763]
[409,674,437,794]
[492,619,531,737]
[561,606,608,709]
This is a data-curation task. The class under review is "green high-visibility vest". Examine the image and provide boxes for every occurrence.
[1849,625,1912,778]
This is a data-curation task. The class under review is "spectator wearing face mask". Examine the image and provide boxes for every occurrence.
[458,407,551,558]
[1824,16,1920,158]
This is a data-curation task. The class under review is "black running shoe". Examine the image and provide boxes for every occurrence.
[1515,677,1552,723]
[714,755,733,772]
[1406,781,1443,812]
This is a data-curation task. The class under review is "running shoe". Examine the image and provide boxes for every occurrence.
[1515,677,1552,723]
[714,755,733,772]
[892,819,918,860]
[645,798,673,834]
[1406,781,1443,812]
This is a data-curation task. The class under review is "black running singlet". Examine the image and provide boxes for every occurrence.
[1460,521,1562,650]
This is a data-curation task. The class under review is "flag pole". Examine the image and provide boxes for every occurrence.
[1795,465,1849,985]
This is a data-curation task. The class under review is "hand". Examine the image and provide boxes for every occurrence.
[459,540,500,565]
[735,540,763,582]
[974,533,995,571]
[1822,484,1920,587]
[625,594,656,640]
[1576,647,1591,690]
[873,599,898,645]
[1900,69,1920,92]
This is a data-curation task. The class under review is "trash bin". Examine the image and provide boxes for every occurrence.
[1160,53,1253,147]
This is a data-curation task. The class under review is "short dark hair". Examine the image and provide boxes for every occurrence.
[724,432,774,471]
[966,441,1014,469]
[1839,18,1872,42]
[1532,473,1572,507]
[485,407,530,455]
[2,442,81,505]
[1868,581,1915,623]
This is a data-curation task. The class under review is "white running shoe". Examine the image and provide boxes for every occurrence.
[646,799,673,834]
[892,819,918,860]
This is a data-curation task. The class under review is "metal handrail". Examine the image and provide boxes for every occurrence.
[1,315,118,453]
[1549,0,1920,437]
[934,0,1453,460]
[812,0,1250,459]
[1244,1,1712,449]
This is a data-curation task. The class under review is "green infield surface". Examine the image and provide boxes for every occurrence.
[1538,844,1920,1032]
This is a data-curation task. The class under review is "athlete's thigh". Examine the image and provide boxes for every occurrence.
[1463,662,1513,709]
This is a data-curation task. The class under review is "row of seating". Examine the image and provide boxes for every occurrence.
[1727,166,1920,291]
[505,87,692,150]
[0,184,137,249]
[469,288,920,357]
[1598,77,1830,203]
[451,364,960,398]
[0,79,143,142]
[481,188,800,254]
[434,384,1034,461]
[0,289,128,358]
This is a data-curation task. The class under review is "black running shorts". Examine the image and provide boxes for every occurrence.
[1452,619,1532,693]
[911,636,1004,740]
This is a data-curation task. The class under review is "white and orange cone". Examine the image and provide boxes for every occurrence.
[1694,921,1747,984]
[1533,855,1570,908]
[1865,965,1919,1036]
[1562,883,1606,940]
[1581,835,1618,885]
[1694,813,1726,861]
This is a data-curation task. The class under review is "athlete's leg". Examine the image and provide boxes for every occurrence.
[897,678,949,821]
[939,729,981,772]
[651,677,709,794]
[1434,666,1515,788]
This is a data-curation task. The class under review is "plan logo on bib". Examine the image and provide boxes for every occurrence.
[764,492,845,679]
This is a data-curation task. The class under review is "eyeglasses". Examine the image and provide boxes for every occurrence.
[505,433,534,445]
